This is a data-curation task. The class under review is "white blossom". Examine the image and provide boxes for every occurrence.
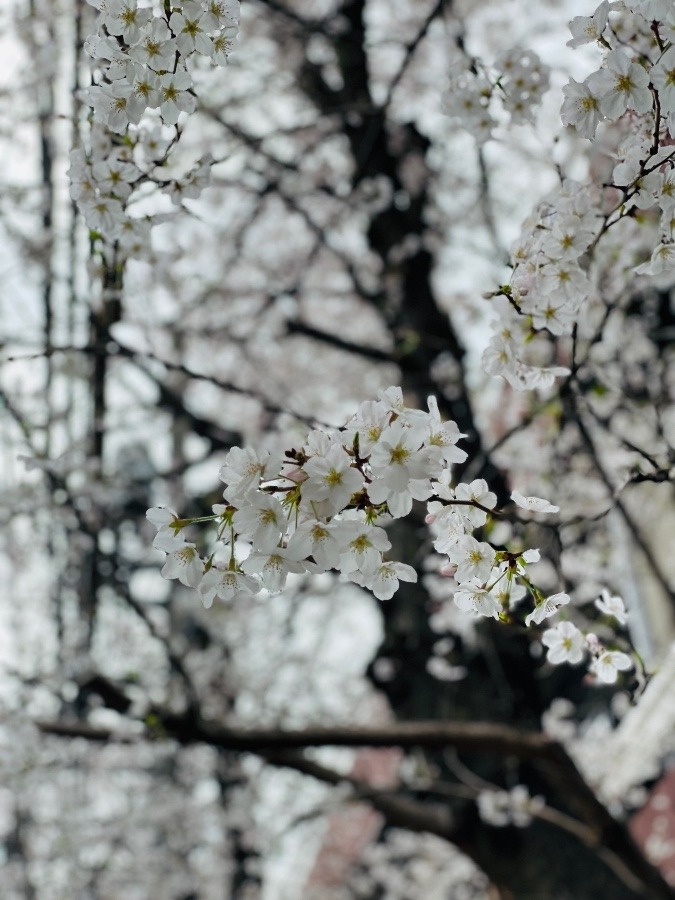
[344,400,390,455]
[454,584,502,619]
[198,567,260,607]
[219,447,282,499]
[561,77,603,139]
[447,535,496,584]
[158,68,196,126]
[453,480,497,527]
[370,561,418,601]
[92,152,139,200]
[201,0,240,31]
[542,621,586,665]
[590,649,633,684]
[567,2,609,48]
[161,544,204,588]
[232,493,285,551]
[594,589,628,625]
[525,592,571,627]
[302,444,363,511]
[130,19,176,71]
[240,546,307,593]
[339,523,391,576]
[80,196,126,238]
[511,490,559,514]
[170,3,214,57]
[101,0,152,45]
[287,518,346,571]
[590,50,652,120]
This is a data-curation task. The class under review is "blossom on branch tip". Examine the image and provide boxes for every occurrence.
[590,649,633,684]
[147,506,185,551]
[219,447,282,500]
[567,2,609,48]
[202,0,240,31]
[594,589,628,625]
[511,490,559,514]
[525,592,570,627]
[169,2,214,57]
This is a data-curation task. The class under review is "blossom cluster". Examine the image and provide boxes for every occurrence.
[69,0,239,250]
[147,388,634,685]
[443,47,551,142]
[148,387,467,604]
[482,178,602,391]
[561,0,675,281]
[541,597,632,685]
[454,2,675,391]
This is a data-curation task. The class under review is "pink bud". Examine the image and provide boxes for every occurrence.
[425,513,436,525]
[440,564,456,577]
[285,467,308,484]
[585,632,600,653]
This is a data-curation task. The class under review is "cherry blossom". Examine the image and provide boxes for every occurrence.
[525,592,571,627]
[169,2,214,57]
[161,543,205,588]
[590,650,633,684]
[567,1,610,48]
[560,78,603,138]
[232,493,286,552]
[198,567,261,608]
[511,491,559,514]
[158,68,196,126]
[219,447,283,500]
[595,590,628,626]
[240,546,307,593]
[592,50,652,120]
[370,561,418,601]
[454,585,502,620]
[302,445,364,512]
[542,621,586,665]
[446,535,496,584]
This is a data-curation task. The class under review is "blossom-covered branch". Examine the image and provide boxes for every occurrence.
[147,386,636,685]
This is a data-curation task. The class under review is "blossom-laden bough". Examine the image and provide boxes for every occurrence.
[147,386,636,686]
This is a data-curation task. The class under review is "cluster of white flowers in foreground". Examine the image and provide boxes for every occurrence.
[68,0,239,252]
[148,389,634,684]
[450,2,675,391]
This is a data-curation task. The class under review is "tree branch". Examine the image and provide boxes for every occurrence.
[36,713,674,897]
